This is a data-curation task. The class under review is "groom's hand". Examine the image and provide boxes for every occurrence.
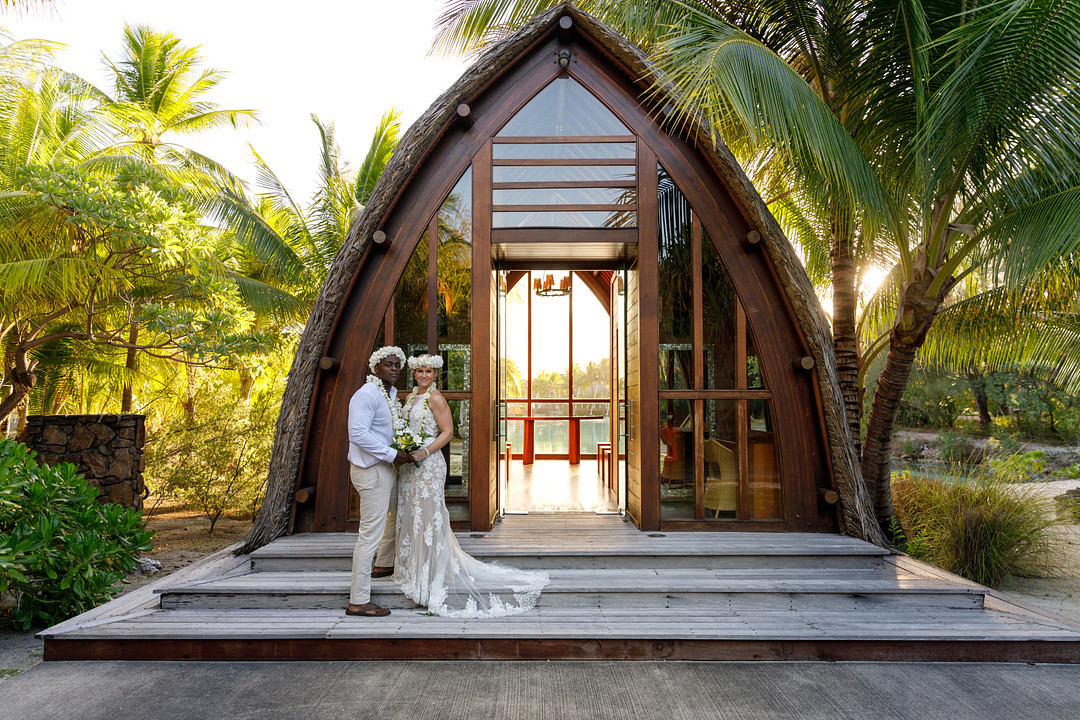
[393,450,411,465]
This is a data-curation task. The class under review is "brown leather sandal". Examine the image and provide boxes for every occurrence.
[345,603,391,617]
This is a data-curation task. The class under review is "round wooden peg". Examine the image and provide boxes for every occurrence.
[372,230,389,245]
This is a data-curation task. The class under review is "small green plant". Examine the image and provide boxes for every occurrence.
[937,429,979,464]
[0,440,154,629]
[891,457,1060,588]
[1054,463,1080,480]
[988,450,1046,482]
[897,438,921,458]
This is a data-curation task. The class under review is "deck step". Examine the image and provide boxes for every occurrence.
[157,568,983,611]
[249,532,889,572]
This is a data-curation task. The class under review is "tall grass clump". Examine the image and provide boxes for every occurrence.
[891,458,1060,588]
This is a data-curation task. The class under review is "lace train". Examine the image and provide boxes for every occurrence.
[393,391,549,618]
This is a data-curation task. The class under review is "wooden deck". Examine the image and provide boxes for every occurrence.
[40,515,1080,662]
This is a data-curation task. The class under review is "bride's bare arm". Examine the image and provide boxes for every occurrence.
[416,390,454,461]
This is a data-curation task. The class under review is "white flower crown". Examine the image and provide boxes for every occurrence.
[407,354,444,370]
[368,345,406,372]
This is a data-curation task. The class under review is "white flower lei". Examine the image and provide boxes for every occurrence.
[369,345,406,373]
[366,374,405,435]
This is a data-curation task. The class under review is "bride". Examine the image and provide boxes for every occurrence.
[394,353,549,618]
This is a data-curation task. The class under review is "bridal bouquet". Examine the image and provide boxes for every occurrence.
[392,419,429,468]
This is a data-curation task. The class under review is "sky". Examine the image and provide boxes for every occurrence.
[1,0,471,203]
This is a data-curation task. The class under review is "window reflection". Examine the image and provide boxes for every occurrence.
[658,165,693,389]
[747,400,781,518]
[438,169,472,390]
[493,142,635,160]
[497,77,630,137]
[702,231,737,389]
[703,400,738,519]
[659,400,694,520]
[493,165,635,184]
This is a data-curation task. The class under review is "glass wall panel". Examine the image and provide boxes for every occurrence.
[438,169,472,390]
[703,399,738,519]
[503,279,529,400]
[493,142,636,160]
[530,288,569,398]
[747,400,782,519]
[496,77,630,137]
[658,165,694,389]
[494,187,633,205]
[493,210,635,228]
[444,399,469,497]
[393,230,429,393]
[747,329,765,389]
[659,400,694,519]
[493,165,635,184]
[702,230,737,389]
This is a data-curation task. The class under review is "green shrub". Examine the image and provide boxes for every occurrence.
[146,375,278,533]
[937,428,980,464]
[0,440,153,629]
[891,459,1059,588]
[988,450,1046,482]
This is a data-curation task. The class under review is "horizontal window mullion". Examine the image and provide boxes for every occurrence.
[493,180,637,189]
[659,390,772,400]
[493,158,635,167]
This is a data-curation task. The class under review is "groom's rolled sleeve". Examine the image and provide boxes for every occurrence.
[348,390,398,464]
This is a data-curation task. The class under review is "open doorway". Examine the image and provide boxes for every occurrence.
[497,269,625,515]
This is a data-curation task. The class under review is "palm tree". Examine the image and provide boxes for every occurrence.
[210,111,403,319]
[434,0,1080,534]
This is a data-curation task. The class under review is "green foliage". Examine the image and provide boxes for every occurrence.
[1054,463,1080,480]
[936,429,980,465]
[146,370,282,534]
[0,439,153,629]
[988,451,1046,483]
[891,459,1060,588]
[895,374,965,429]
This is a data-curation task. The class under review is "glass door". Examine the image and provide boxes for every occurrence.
[496,269,509,517]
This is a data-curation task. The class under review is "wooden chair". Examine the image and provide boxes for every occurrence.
[596,442,611,486]
[659,425,682,486]
[703,438,738,517]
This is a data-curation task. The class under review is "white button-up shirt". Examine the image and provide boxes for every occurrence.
[347,381,399,468]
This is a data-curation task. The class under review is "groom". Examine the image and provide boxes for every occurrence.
[345,345,410,617]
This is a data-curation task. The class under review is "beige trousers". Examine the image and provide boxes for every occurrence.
[348,462,398,605]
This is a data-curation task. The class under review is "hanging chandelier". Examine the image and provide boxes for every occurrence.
[534,273,571,297]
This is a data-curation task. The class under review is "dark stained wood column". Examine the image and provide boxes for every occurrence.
[636,141,660,531]
[470,142,495,531]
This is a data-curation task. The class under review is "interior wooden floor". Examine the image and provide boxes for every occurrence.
[504,458,620,514]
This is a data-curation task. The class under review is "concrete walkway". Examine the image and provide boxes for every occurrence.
[1,660,1078,719]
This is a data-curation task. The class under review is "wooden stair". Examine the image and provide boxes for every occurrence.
[40,515,1080,662]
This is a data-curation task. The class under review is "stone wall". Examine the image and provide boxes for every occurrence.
[19,414,146,509]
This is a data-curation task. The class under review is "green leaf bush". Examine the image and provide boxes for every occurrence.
[891,457,1059,588]
[0,439,154,629]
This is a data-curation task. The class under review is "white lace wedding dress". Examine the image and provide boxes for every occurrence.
[394,389,549,618]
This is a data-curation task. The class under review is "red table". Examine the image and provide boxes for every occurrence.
[507,416,603,465]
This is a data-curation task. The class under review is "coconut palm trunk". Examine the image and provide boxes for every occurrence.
[861,273,949,533]
[830,216,862,451]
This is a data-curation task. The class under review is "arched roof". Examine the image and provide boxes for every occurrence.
[242,2,886,552]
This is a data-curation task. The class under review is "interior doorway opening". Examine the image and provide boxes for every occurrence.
[496,268,627,515]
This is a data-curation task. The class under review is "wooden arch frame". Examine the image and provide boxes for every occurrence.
[289,21,837,536]
[245,4,886,553]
